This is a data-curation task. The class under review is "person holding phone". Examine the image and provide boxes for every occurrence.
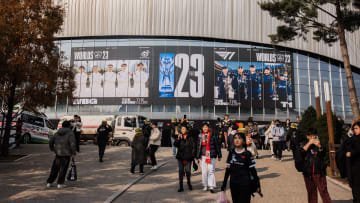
[174,125,196,192]
[96,121,112,162]
[301,128,331,203]
[196,122,222,193]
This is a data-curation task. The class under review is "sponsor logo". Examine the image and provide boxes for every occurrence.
[140,50,150,58]
[73,98,98,105]
[215,51,236,60]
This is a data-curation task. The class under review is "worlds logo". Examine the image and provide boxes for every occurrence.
[140,50,150,58]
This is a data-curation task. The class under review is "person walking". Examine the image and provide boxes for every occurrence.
[96,121,112,162]
[142,118,152,162]
[271,120,285,161]
[174,125,196,192]
[131,128,146,174]
[196,122,222,193]
[301,128,332,203]
[221,133,261,203]
[265,121,275,157]
[46,121,76,189]
[346,122,360,203]
[71,115,82,153]
[148,123,161,170]
[170,117,179,156]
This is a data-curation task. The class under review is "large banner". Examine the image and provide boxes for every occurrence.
[70,46,294,109]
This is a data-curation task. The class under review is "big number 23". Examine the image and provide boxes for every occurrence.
[174,54,204,98]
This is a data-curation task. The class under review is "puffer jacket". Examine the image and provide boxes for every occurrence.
[149,128,161,146]
[174,134,196,161]
[301,145,327,177]
[196,132,222,159]
[49,127,76,156]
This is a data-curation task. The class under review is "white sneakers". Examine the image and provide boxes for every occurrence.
[47,183,66,189]
[150,165,158,170]
[203,186,208,191]
[57,184,66,189]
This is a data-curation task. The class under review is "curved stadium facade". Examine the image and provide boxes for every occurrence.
[47,0,360,123]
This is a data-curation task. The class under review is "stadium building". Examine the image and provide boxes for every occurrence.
[47,0,360,123]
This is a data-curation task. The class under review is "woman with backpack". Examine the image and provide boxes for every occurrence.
[174,125,196,192]
[221,133,261,203]
[346,121,360,203]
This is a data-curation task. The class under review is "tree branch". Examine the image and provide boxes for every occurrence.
[307,0,337,19]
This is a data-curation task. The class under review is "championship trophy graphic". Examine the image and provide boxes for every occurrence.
[159,53,175,97]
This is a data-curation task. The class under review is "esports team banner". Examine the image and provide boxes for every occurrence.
[70,46,294,109]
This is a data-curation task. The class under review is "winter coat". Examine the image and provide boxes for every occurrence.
[196,132,222,159]
[346,134,360,187]
[49,127,76,156]
[301,144,327,177]
[174,134,196,161]
[131,135,146,165]
[97,125,112,146]
[142,124,152,138]
[149,127,161,146]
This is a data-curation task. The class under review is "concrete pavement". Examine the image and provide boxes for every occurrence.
[0,145,354,203]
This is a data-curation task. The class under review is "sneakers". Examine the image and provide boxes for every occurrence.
[209,187,215,193]
[57,184,66,189]
[150,165,158,170]
[46,183,52,188]
[203,186,208,191]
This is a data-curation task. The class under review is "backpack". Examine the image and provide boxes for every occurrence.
[293,145,305,172]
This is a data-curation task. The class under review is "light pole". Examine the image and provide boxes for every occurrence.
[324,81,337,176]
[314,80,321,119]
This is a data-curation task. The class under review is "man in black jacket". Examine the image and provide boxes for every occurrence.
[301,128,331,203]
[47,121,76,189]
[96,121,112,162]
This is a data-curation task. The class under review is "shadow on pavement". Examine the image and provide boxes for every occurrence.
[259,173,280,179]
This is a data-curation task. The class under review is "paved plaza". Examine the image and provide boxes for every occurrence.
[0,144,353,203]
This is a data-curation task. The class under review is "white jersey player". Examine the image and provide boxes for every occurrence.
[90,65,103,97]
[104,64,117,97]
[74,66,90,97]
[132,62,149,97]
[117,63,129,97]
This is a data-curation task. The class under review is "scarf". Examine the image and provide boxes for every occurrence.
[202,132,211,164]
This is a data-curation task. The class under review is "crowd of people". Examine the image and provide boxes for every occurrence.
[44,113,360,203]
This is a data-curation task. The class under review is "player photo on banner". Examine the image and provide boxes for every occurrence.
[71,46,151,105]
[214,47,294,110]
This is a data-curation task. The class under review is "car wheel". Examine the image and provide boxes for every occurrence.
[118,141,129,147]
[23,134,31,144]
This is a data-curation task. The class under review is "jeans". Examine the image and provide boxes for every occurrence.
[178,160,191,187]
[47,156,70,184]
[149,145,159,166]
[74,132,81,152]
[273,141,283,159]
[171,136,177,156]
[304,175,332,203]
[98,144,106,159]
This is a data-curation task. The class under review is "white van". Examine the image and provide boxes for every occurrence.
[57,115,116,141]
[20,111,56,144]
[112,115,147,146]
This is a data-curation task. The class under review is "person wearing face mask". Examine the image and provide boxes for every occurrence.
[346,121,360,203]
[271,120,285,161]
